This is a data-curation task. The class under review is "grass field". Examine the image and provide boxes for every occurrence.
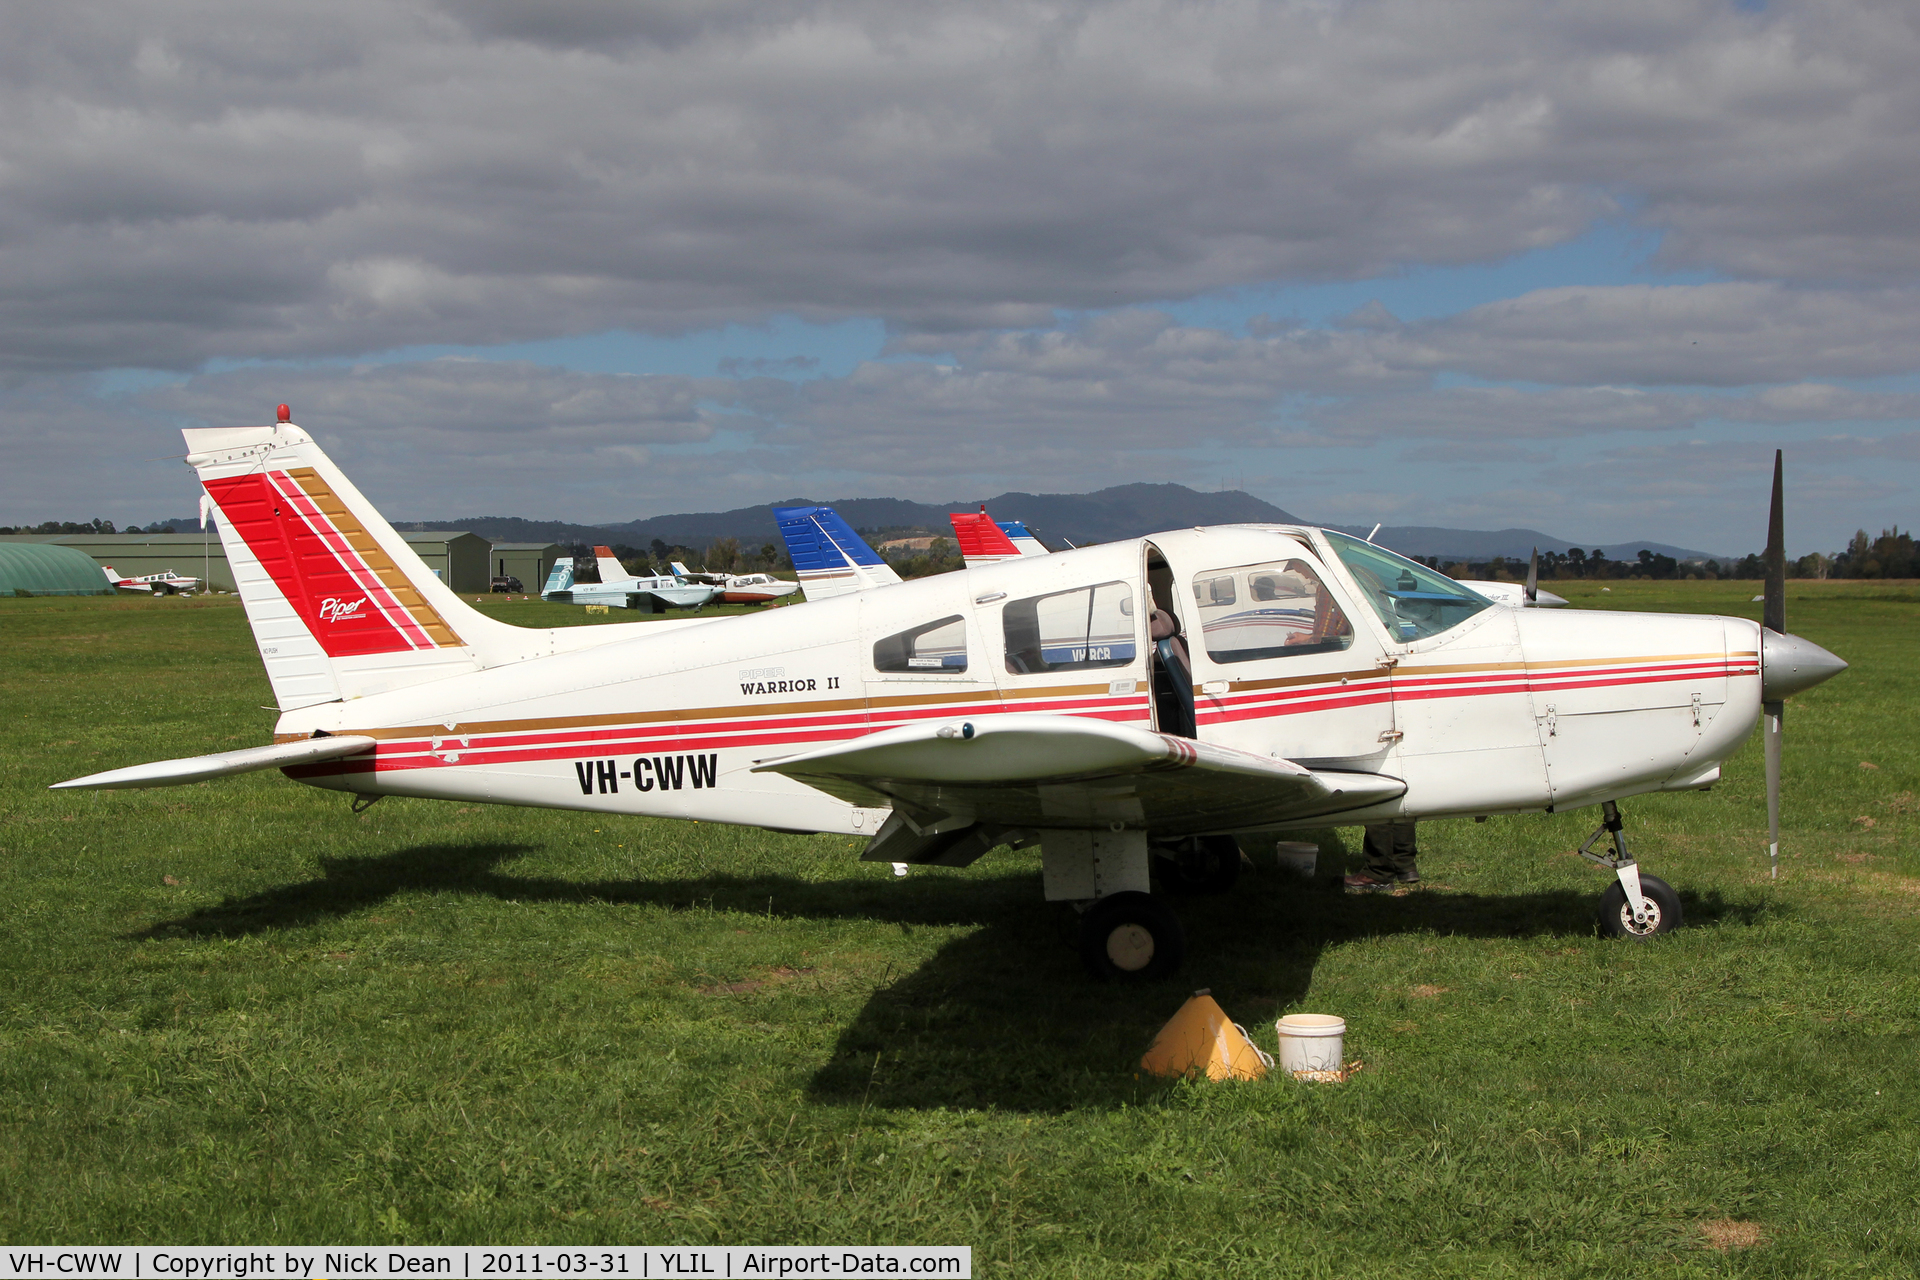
[2,582,1915,1275]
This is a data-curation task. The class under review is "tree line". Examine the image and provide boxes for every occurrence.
[1418,526,1914,582]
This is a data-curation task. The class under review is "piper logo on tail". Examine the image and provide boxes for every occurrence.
[319,596,368,622]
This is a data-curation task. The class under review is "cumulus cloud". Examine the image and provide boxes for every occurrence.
[5,0,1920,370]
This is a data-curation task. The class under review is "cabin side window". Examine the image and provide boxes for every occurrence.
[1003,582,1136,674]
[873,615,969,672]
[1193,559,1354,663]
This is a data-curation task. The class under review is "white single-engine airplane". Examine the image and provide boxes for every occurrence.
[103,565,201,595]
[56,409,1847,981]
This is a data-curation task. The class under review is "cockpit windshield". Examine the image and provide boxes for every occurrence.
[1323,530,1492,643]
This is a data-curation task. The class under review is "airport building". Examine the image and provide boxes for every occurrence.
[488,542,566,593]
[0,530,507,594]
[0,542,117,596]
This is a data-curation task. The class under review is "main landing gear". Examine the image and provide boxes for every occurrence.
[1580,801,1683,939]
[1041,829,1195,981]
[1078,891,1187,982]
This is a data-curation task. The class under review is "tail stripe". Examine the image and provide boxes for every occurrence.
[274,469,460,646]
[204,467,463,657]
[267,469,439,649]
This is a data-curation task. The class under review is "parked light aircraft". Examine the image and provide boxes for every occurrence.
[103,565,201,595]
[950,508,1050,566]
[540,546,719,611]
[678,567,803,605]
[55,410,1847,981]
[1458,550,1568,608]
[773,505,902,600]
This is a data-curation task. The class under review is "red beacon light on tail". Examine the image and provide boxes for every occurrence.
[276,404,291,423]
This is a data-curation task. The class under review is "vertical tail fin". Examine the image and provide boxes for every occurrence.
[998,518,1050,557]
[773,505,903,600]
[949,508,1023,566]
[186,420,548,709]
[542,558,576,594]
[593,545,632,585]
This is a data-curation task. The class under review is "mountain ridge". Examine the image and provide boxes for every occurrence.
[151,482,1728,561]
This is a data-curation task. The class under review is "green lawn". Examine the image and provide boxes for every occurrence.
[1,582,1915,1275]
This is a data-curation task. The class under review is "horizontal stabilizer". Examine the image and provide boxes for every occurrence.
[52,735,377,791]
[753,714,1403,836]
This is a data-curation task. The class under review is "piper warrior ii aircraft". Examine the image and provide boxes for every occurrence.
[540,546,719,611]
[103,565,201,595]
[55,409,1848,982]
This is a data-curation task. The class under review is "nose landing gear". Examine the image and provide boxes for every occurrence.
[1580,801,1683,939]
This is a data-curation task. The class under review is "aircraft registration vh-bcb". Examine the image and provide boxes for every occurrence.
[56,407,1848,980]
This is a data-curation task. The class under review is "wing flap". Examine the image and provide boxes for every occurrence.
[753,714,1403,835]
[52,735,378,790]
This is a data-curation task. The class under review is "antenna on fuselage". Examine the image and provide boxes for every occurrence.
[1365,523,1381,543]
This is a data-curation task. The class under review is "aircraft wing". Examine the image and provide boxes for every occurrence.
[52,734,377,790]
[752,714,1403,836]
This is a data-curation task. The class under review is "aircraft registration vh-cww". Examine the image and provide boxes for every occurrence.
[55,407,1847,980]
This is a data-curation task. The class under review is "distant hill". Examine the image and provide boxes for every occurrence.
[1341,525,1725,564]
[397,484,1308,550]
[152,483,1727,562]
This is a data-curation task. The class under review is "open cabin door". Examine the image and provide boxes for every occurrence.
[1158,541,1400,772]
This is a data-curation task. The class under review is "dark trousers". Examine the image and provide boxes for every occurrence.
[1362,821,1419,879]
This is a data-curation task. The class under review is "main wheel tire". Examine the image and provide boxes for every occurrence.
[1153,835,1242,896]
[1598,873,1682,939]
[1078,891,1187,981]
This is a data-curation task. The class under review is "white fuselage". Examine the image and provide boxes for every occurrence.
[279,525,1761,838]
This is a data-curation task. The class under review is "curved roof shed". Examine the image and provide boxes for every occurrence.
[0,543,113,596]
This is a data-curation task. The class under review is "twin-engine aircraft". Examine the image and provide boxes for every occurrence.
[56,409,1847,981]
[104,565,201,595]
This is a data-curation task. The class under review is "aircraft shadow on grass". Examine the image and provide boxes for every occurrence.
[134,840,1762,1114]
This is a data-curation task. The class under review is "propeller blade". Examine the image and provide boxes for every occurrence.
[1764,449,1785,635]
[1763,700,1783,880]
[1761,451,1785,879]
[1525,547,1539,604]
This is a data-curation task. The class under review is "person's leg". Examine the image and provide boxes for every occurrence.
[1385,820,1420,883]
[1347,821,1419,890]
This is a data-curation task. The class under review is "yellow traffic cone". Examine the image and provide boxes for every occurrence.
[1140,989,1272,1081]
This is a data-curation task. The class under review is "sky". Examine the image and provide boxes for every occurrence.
[5,0,1919,556]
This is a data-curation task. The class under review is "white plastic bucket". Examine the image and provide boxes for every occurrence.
[1275,1014,1346,1074]
[1272,841,1319,878]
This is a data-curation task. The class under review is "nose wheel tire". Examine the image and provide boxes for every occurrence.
[1152,835,1242,896]
[1598,874,1682,939]
[1078,891,1187,981]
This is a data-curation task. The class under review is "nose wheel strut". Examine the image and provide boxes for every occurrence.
[1579,801,1682,938]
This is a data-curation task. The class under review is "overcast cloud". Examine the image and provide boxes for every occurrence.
[4,0,1918,552]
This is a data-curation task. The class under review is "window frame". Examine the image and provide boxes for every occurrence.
[1001,580,1139,676]
[872,614,970,674]
[1188,557,1357,665]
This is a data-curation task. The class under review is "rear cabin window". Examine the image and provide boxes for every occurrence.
[1193,559,1354,663]
[873,615,968,672]
[1003,582,1136,674]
